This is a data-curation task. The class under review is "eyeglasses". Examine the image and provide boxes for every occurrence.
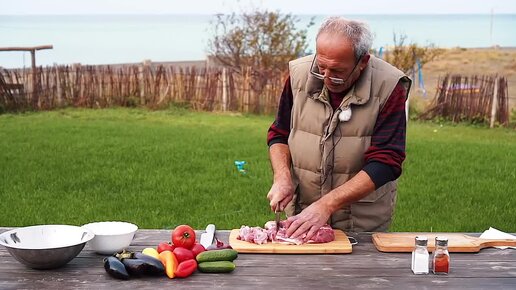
[310,54,363,85]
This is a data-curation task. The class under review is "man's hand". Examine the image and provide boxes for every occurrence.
[267,143,294,212]
[283,171,376,241]
[266,177,294,212]
[284,200,332,242]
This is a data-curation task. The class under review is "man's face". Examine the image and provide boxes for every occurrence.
[314,33,369,93]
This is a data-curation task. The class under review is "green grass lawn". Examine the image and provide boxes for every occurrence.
[1,108,515,232]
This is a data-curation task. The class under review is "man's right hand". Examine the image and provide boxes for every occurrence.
[267,143,294,212]
[267,177,294,212]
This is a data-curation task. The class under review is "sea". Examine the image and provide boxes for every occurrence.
[1,14,515,69]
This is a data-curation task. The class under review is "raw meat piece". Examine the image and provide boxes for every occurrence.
[264,221,304,245]
[236,226,269,244]
[307,224,335,243]
[237,221,335,245]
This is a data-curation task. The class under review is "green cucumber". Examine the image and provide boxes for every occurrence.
[196,249,238,263]
[198,261,236,273]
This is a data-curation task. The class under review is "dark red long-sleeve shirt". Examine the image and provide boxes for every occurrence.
[267,76,407,189]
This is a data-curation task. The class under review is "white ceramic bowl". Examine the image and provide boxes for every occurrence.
[82,221,138,255]
[0,225,95,269]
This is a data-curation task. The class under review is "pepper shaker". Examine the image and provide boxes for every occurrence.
[432,236,450,274]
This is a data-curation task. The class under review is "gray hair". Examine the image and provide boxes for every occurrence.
[316,16,373,61]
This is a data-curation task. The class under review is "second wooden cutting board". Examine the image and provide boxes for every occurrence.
[228,229,352,254]
[372,232,516,252]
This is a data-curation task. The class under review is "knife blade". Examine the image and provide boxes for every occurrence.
[200,224,216,249]
[275,203,281,232]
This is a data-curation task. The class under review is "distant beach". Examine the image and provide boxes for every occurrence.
[1,14,515,68]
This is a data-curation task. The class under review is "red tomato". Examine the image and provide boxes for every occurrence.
[173,247,194,263]
[191,243,206,258]
[172,225,196,249]
[175,259,197,278]
[157,242,175,253]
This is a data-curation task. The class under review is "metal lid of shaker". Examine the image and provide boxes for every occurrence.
[415,236,428,246]
[435,236,448,247]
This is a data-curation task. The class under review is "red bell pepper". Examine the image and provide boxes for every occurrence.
[175,259,198,278]
[191,243,206,258]
[173,247,194,263]
[157,242,175,253]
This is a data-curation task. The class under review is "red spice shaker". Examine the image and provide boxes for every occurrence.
[432,236,450,274]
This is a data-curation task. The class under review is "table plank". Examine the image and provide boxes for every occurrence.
[1,228,515,289]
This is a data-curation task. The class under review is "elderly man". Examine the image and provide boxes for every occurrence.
[266,16,411,241]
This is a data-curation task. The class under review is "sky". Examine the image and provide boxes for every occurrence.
[1,0,516,15]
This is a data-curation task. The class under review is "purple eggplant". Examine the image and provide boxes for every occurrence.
[103,256,130,280]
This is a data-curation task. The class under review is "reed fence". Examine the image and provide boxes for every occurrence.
[419,74,510,127]
[2,66,511,128]
[0,63,285,115]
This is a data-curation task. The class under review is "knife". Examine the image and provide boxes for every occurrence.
[200,224,216,249]
[275,202,281,233]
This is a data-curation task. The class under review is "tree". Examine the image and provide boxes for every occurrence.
[381,33,444,76]
[207,10,314,91]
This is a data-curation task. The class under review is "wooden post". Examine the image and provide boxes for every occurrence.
[222,67,227,112]
[490,76,499,128]
[98,72,103,107]
[55,64,62,107]
[79,64,85,104]
[30,49,38,108]
[140,60,151,105]
[71,63,80,100]
[247,70,251,113]
[139,63,145,105]
[0,45,53,109]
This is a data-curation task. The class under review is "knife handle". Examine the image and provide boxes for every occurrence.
[275,202,281,213]
[206,224,216,234]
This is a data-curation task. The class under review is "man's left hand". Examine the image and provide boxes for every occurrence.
[284,201,332,242]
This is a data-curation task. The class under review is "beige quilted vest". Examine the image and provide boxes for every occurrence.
[287,54,411,232]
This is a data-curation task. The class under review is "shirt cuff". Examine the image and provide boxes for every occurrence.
[268,138,288,147]
[363,161,397,189]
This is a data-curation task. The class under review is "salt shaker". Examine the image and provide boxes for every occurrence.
[411,236,429,274]
[432,236,450,274]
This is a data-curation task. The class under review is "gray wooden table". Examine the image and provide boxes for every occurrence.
[1,228,515,289]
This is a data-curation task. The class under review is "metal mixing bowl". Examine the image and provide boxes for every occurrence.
[0,225,95,269]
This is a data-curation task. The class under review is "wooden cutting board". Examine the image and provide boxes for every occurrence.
[372,232,516,253]
[228,229,352,254]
